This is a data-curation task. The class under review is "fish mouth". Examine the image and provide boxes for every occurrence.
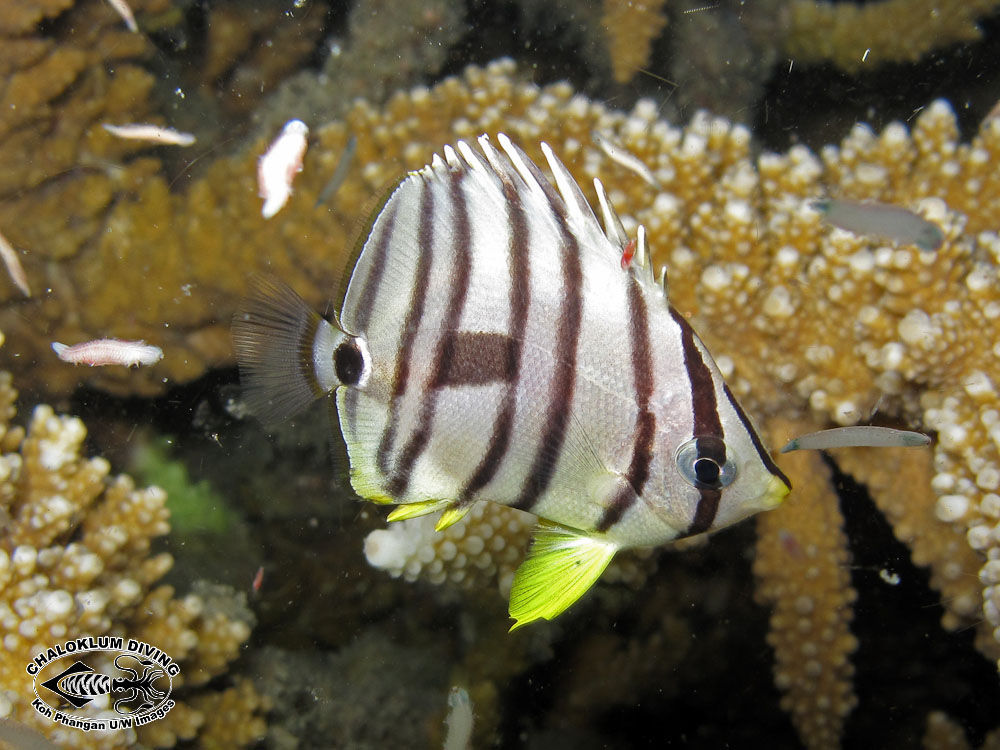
[753,474,792,512]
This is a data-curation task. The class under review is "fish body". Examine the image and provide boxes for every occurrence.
[258,119,309,219]
[812,197,944,252]
[102,123,196,146]
[0,229,30,297]
[51,338,162,367]
[233,134,790,627]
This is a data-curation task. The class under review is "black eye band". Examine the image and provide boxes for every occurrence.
[675,436,736,490]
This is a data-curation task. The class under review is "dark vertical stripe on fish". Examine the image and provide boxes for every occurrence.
[388,169,472,496]
[688,488,721,535]
[343,197,401,431]
[597,277,655,532]
[671,308,725,535]
[512,191,583,512]
[722,383,790,490]
[376,179,433,477]
[459,176,530,500]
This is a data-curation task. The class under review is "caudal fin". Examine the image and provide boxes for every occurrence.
[232,275,342,427]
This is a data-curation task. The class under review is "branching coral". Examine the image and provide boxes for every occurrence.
[783,0,1000,72]
[600,0,668,84]
[0,332,264,748]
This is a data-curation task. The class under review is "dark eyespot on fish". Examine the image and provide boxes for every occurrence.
[232,134,792,629]
[812,197,945,252]
[780,425,931,453]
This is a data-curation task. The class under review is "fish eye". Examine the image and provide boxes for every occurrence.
[675,436,737,490]
[334,338,365,385]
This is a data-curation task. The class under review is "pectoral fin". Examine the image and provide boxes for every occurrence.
[508,524,617,631]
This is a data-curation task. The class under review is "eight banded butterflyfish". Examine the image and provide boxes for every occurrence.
[232,134,792,629]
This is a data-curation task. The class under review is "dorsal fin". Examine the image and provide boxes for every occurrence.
[539,141,600,231]
[594,177,628,249]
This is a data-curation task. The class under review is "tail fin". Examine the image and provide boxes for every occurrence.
[232,275,343,427]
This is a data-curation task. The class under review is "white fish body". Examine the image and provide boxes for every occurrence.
[105,0,138,32]
[0,229,30,297]
[52,338,162,367]
[258,119,309,219]
[233,134,790,627]
[102,123,196,146]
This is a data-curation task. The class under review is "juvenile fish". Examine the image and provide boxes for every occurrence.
[105,0,138,32]
[0,230,30,297]
[102,123,195,146]
[233,134,790,628]
[592,131,659,187]
[51,339,163,367]
[315,134,357,208]
[781,425,930,453]
[812,197,944,252]
[259,119,309,219]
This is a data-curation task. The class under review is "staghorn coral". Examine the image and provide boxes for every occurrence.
[0,332,264,748]
[754,417,858,749]
[783,0,1000,73]
[600,0,668,85]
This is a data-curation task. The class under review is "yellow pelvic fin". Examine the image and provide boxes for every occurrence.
[508,524,617,631]
[435,503,472,532]
[386,499,450,522]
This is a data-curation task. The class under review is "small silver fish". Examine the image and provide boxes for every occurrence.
[592,132,660,188]
[233,134,790,628]
[812,197,944,252]
[781,425,930,452]
[315,134,357,208]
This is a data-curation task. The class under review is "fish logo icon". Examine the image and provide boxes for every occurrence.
[39,655,167,714]
[27,636,179,731]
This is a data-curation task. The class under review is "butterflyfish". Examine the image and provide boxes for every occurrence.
[232,134,792,629]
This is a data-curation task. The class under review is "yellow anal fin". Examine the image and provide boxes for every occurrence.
[508,523,617,631]
[386,499,450,522]
[435,503,472,531]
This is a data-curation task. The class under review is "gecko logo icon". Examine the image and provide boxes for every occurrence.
[26,637,179,731]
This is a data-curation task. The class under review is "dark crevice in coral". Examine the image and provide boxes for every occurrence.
[497,526,798,748]
[755,9,1000,152]
[441,0,597,94]
[832,457,1000,749]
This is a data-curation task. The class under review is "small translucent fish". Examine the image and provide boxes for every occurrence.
[315,134,357,208]
[259,119,309,219]
[780,425,931,453]
[102,123,195,146]
[812,198,944,252]
[105,0,138,32]
[592,131,659,187]
[251,565,264,594]
[233,134,790,630]
[0,230,30,297]
[51,339,163,367]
